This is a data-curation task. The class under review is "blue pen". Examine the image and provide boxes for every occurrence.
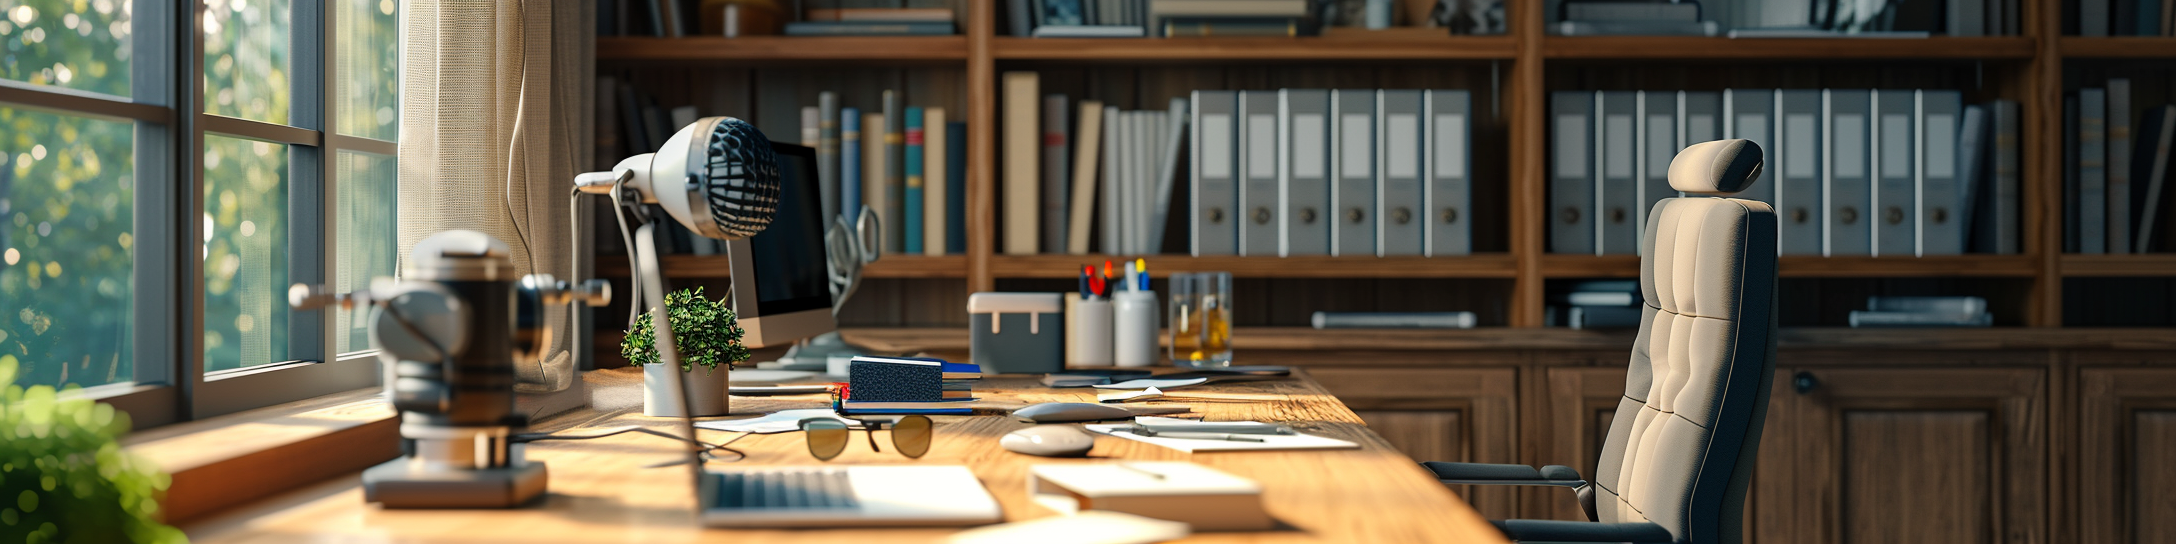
[1136,258,1149,291]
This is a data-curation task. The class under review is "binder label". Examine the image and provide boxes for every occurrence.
[1786,113,1817,178]
[1688,113,1717,143]
[1556,114,1587,173]
[1435,113,1467,178]
[1202,114,1233,178]
[1341,114,1371,177]
[1387,113,1419,178]
[1926,113,1956,178]
[1294,113,1326,177]
[1605,114,1634,178]
[1881,113,1911,176]
[1247,113,1276,180]
[1836,114,1866,176]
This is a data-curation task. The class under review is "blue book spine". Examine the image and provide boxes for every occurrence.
[904,107,926,254]
[841,108,863,222]
[945,120,969,253]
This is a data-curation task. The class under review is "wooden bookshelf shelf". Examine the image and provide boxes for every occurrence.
[988,254,1520,279]
[2058,37,2176,58]
[597,254,970,279]
[596,36,969,62]
[992,35,1517,61]
[1542,36,2037,60]
[1542,254,2042,278]
[2060,254,2176,277]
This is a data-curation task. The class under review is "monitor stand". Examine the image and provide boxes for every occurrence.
[758,331,869,373]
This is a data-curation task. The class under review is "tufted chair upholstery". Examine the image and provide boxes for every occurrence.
[1424,139,1778,544]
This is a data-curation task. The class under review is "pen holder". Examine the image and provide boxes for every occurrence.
[1112,290,1159,368]
[968,292,1065,374]
[1065,297,1115,367]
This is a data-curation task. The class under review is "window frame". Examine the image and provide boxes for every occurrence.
[0,0,393,427]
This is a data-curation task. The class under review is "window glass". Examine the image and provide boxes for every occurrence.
[203,0,291,124]
[336,0,398,140]
[0,0,132,97]
[0,107,136,388]
[202,135,288,372]
[333,151,394,354]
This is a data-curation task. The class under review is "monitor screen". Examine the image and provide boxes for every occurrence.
[745,143,832,317]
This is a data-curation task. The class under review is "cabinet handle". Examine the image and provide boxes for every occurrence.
[1792,371,1819,395]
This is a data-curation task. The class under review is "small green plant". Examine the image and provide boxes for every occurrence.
[0,355,186,544]
[622,287,752,374]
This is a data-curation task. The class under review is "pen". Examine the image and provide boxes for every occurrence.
[1135,258,1148,291]
[1079,266,1092,300]
[1140,431,1266,442]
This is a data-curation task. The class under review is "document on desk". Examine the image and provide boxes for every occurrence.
[1092,377,1210,390]
[697,409,851,434]
[1086,418,1360,453]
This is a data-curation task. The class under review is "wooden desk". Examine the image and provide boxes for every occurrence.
[189,367,1505,543]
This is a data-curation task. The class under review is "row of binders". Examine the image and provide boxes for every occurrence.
[1551,89,2022,257]
[2066,79,2176,254]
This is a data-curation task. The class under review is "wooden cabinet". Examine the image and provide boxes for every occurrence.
[1308,367,1519,519]
[2077,367,2176,544]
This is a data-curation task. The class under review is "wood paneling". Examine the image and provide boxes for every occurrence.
[1840,411,1992,544]
[2078,368,2176,544]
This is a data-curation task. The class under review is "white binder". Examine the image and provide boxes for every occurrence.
[1424,89,1473,257]
[1872,89,1919,257]
[1237,91,1281,256]
[1597,91,1639,256]
[1826,90,1874,256]
[1636,91,1679,243]
[1331,89,1378,256]
[1191,91,1239,256]
[1777,89,1825,255]
[1917,90,1965,256]
[1550,91,1596,255]
[1281,89,1333,256]
[1377,89,1426,256]
[1723,89,1777,207]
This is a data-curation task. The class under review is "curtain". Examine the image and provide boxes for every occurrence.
[398,0,591,391]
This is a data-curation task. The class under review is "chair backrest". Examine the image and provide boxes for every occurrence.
[1588,139,1779,544]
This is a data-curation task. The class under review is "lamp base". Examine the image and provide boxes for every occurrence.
[363,458,548,509]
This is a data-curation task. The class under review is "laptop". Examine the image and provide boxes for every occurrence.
[701,465,1003,527]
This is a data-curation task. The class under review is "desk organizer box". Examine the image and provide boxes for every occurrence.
[968,292,1064,374]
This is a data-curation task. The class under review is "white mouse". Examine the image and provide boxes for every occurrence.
[1000,425,1096,457]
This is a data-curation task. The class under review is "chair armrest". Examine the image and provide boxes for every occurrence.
[1421,462,1587,487]
[1490,519,1672,543]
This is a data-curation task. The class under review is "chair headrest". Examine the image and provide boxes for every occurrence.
[1669,139,1764,196]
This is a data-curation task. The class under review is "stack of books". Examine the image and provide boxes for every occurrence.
[839,356,981,415]
[1849,296,1993,328]
[2066,79,2176,254]
[1549,280,1644,330]
[597,0,962,37]
[1009,0,1317,37]
[787,1,959,35]
[1550,0,1717,36]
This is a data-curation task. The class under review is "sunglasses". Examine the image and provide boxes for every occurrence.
[798,415,933,461]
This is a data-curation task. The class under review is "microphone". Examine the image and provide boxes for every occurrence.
[576,116,783,241]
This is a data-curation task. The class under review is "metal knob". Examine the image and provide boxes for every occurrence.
[574,279,612,307]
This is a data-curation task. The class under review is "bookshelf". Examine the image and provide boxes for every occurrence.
[590,0,2176,329]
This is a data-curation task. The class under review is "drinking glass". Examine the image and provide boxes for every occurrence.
[1168,272,1234,368]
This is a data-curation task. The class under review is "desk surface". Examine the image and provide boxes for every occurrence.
[190,368,1506,543]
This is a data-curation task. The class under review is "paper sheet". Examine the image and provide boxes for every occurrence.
[1091,377,1210,390]
[694,408,850,434]
[1085,417,1360,453]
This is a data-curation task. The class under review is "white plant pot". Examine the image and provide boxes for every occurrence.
[643,363,731,417]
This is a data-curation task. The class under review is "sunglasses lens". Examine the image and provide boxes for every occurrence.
[892,415,932,459]
[801,419,849,461]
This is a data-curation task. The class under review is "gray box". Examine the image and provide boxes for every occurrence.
[968,293,1065,374]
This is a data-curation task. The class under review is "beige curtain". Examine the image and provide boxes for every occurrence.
[398,0,592,390]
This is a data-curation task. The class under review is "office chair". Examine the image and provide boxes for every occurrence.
[1424,139,1778,544]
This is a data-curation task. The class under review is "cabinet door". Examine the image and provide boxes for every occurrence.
[2078,368,2176,544]
[1308,367,1518,519]
[1543,367,1790,543]
[1786,367,2044,544]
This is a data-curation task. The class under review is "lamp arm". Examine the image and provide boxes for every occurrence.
[632,222,706,511]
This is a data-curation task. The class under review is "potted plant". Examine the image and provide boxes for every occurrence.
[622,287,751,417]
[0,355,186,543]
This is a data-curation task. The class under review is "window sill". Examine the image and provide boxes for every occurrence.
[123,387,398,525]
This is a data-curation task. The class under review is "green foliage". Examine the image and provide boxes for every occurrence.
[621,288,752,374]
[0,355,187,544]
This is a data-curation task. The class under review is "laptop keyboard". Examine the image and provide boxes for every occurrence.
[709,468,860,511]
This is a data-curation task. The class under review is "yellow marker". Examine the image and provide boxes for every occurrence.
[1135,258,1147,290]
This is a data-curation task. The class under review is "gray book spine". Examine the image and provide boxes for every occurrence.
[1867,295,1988,314]
[1550,91,1596,254]
[1825,90,1875,256]
[1238,91,1281,256]
[1597,91,1641,256]
[1948,0,1982,36]
[1101,105,1122,254]
[1192,91,1239,256]
[1873,90,1919,257]
[2083,0,2109,36]
[1918,90,1965,255]
[1636,91,1680,243]
[2064,96,2080,253]
[2135,106,2176,253]
[1724,89,1777,206]
[2108,79,2132,254]
[1377,89,1426,256]
[1994,100,2021,254]
[1778,89,1825,255]
[818,92,841,223]
[1043,94,1071,253]
[1150,98,1189,256]
[1282,89,1333,256]
[1425,89,1473,257]
[1331,89,1378,256]
[1957,104,1990,253]
[2081,88,2107,254]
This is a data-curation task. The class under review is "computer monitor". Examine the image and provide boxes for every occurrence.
[724,142,836,348]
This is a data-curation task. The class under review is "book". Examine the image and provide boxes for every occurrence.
[948,120,970,253]
[783,21,958,35]
[1568,306,1644,329]
[1067,100,1106,255]
[1152,98,1190,255]
[1550,91,1595,254]
[846,356,970,402]
[596,75,621,163]
[925,108,949,256]
[1194,90,1240,256]
[1309,312,1478,329]
[2081,88,2108,253]
[1566,291,1640,306]
[837,400,974,415]
[1595,91,1638,256]
[1867,296,1988,315]
[618,81,650,153]
[2134,105,2176,252]
[1102,105,1122,254]
[1562,0,1700,20]
[1162,16,1318,37]
[1958,104,1992,253]
[805,7,956,22]
[818,92,841,222]
[1283,89,1333,257]
[1238,90,1280,256]
[2109,79,2133,254]
[865,111,889,242]
[2065,95,2081,253]
[1995,99,2024,254]
[800,106,819,148]
[1003,72,1042,255]
[1033,25,1148,37]
[1848,311,1994,327]
[904,106,926,255]
[1043,94,1072,253]
[884,91,906,254]
[843,107,864,222]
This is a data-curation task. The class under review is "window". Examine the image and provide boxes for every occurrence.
[0,0,399,425]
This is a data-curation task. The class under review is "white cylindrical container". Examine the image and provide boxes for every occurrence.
[1112,291,1159,367]
[1365,0,1394,29]
[1066,297,1115,367]
[643,363,732,417]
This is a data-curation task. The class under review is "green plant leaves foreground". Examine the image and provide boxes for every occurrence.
[0,355,186,544]
[621,287,752,374]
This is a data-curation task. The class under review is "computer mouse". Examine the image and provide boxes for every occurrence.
[1011,402,1135,423]
[1001,426,1096,457]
